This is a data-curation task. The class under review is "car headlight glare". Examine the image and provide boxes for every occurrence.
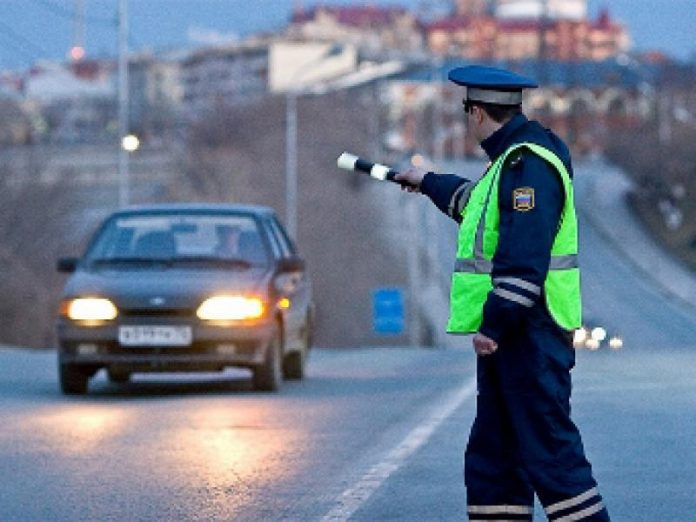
[65,298,118,321]
[590,326,607,342]
[196,296,264,321]
[573,327,588,346]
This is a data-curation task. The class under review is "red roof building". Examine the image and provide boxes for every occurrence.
[289,3,629,62]
[426,9,629,61]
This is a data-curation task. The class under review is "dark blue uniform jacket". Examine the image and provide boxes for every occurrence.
[421,114,573,343]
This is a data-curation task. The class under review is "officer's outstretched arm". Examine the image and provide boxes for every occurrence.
[478,153,564,342]
[420,173,474,223]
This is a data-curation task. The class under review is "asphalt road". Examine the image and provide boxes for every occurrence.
[1,162,695,521]
[0,345,475,521]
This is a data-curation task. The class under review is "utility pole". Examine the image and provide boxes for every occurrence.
[427,56,444,321]
[406,194,422,346]
[369,80,381,162]
[70,0,85,61]
[431,55,444,165]
[537,0,549,84]
[284,44,343,239]
[117,0,129,207]
[285,90,298,238]
[658,92,672,145]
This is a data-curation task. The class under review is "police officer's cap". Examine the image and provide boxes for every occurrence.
[448,65,538,106]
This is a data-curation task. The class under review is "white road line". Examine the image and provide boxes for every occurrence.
[321,377,477,522]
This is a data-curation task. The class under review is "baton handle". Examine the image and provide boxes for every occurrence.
[337,152,414,187]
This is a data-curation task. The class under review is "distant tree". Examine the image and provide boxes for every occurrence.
[605,67,696,270]
[0,158,82,347]
[0,99,31,146]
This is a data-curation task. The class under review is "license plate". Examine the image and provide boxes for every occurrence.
[118,326,192,347]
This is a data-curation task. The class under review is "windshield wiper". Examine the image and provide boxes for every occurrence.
[90,257,173,267]
[170,256,254,269]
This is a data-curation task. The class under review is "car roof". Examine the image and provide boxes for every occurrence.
[110,203,277,219]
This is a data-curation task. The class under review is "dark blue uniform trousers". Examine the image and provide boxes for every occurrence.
[465,323,610,521]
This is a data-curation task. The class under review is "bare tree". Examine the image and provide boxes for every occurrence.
[0,159,82,347]
[605,76,696,271]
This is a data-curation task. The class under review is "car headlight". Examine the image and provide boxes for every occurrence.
[196,296,264,321]
[63,297,118,321]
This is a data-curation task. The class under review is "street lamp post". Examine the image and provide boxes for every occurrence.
[285,90,299,239]
[284,44,344,240]
[117,0,130,208]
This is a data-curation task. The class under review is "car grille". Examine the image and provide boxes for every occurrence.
[119,308,194,317]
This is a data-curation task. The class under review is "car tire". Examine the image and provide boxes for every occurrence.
[283,319,311,380]
[253,331,282,392]
[283,350,304,380]
[59,364,88,395]
[107,369,131,383]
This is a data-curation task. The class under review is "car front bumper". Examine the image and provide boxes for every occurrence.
[57,316,276,371]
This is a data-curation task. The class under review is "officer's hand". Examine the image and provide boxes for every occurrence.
[473,333,498,356]
[394,167,428,193]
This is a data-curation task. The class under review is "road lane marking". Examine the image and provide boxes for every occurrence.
[321,377,477,521]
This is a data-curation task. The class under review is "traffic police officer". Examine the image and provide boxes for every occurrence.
[396,65,610,521]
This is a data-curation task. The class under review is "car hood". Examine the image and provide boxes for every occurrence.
[63,267,272,309]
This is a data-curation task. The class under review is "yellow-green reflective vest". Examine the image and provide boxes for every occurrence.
[447,142,581,333]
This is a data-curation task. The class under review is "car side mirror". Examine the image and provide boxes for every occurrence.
[277,256,305,273]
[56,257,79,273]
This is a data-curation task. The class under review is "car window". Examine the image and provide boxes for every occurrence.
[268,217,295,257]
[261,219,283,259]
[86,213,270,266]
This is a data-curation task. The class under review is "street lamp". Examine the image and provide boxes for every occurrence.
[121,134,140,152]
[285,44,344,239]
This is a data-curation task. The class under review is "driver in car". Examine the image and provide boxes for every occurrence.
[215,225,243,258]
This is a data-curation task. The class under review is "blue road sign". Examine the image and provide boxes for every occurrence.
[373,288,404,335]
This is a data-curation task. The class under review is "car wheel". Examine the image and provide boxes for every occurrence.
[253,331,282,392]
[59,364,89,395]
[107,368,131,383]
[283,349,304,380]
[283,320,311,380]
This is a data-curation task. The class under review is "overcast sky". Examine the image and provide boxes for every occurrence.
[0,0,693,70]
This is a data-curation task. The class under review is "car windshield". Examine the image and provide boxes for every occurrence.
[85,213,270,268]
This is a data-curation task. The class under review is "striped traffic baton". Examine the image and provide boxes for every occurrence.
[336,152,414,187]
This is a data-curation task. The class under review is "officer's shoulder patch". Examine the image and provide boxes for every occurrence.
[512,187,535,211]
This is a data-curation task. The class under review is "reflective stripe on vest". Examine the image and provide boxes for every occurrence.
[447,142,582,333]
[454,254,578,273]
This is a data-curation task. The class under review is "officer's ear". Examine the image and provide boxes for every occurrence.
[472,105,485,125]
